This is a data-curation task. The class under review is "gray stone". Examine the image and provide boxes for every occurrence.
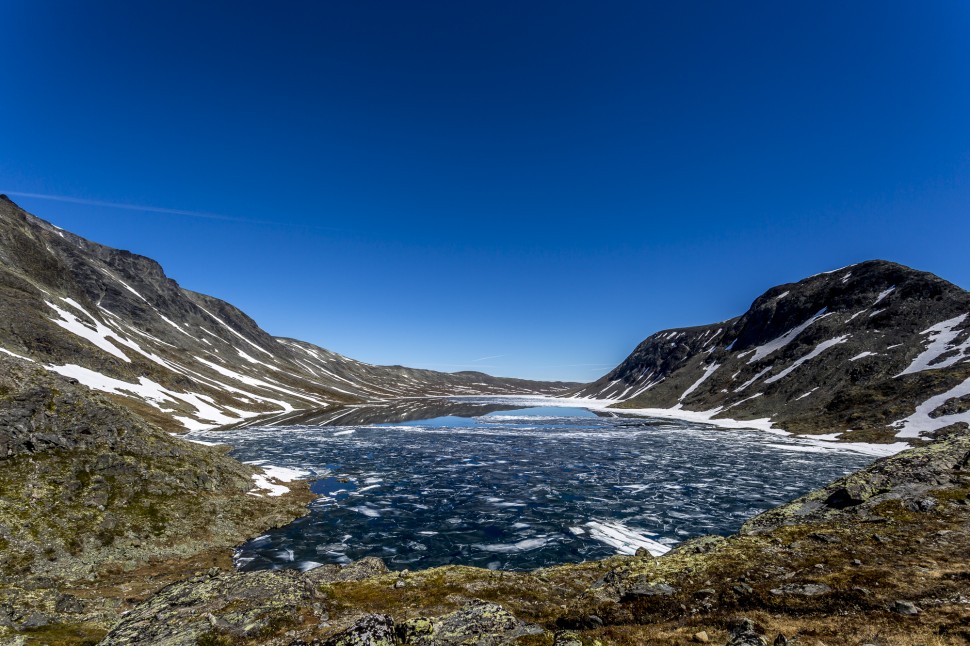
[398,601,541,645]
[769,583,832,597]
[323,614,395,646]
[891,600,921,615]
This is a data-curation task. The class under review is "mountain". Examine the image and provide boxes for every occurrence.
[574,260,970,443]
[0,195,575,433]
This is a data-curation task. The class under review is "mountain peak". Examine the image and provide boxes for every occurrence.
[576,260,970,444]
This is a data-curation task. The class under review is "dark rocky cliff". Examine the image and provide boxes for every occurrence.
[575,260,970,443]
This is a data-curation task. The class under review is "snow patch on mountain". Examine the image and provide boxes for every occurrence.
[747,308,829,364]
[896,314,970,376]
[764,335,850,385]
[735,367,772,392]
[44,362,256,429]
[679,362,720,401]
[46,299,131,362]
[893,374,970,438]
[872,286,895,305]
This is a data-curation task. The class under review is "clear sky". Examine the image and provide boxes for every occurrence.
[2,2,969,382]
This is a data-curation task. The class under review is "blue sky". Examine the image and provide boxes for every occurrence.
[2,1,969,382]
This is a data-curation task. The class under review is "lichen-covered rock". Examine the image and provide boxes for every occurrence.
[98,570,320,646]
[727,618,768,646]
[322,614,396,646]
[552,630,584,646]
[768,583,832,597]
[397,601,542,645]
[743,429,970,533]
[305,557,390,585]
[622,580,677,598]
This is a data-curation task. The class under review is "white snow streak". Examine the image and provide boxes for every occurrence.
[679,363,719,401]
[764,335,849,385]
[0,347,33,361]
[893,374,970,438]
[46,300,131,362]
[897,314,970,376]
[872,286,895,306]
[747,308,829,364]
[735,367,772,393]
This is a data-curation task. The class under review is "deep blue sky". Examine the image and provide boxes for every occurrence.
[2,2,969,382]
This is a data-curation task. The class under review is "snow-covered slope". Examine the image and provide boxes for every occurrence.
[0,196,575,431]
[574,261,970,443]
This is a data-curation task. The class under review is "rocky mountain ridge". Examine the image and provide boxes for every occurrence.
[574,260,970,443]
[0,195,574,433]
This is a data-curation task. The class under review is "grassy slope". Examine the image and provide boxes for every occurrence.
[0,356,315,645]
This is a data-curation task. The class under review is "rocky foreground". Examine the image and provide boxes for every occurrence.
[5,409,966,644]
[97,425,970,646]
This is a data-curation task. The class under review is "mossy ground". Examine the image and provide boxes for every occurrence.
[300,493,968,645]
[9,451,969,645]
[0,447,315,645]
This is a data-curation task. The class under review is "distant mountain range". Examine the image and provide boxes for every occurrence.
[3,193,969,446]
[574,259,970,443]
[0,195,575,432]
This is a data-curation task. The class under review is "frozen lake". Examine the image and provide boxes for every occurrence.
[186,397,873,572]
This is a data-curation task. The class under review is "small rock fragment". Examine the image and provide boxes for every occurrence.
[322,614,395,646]
[727,618,768,646]
[624,581,676,597]
[891,600,921,615]
[769,583,832,597]
[553,630,584,646]
[693,630,709,643]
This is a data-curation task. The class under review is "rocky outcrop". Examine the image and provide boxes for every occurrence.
[97,569,323,646]
[741,422,970,533]
[100,567,542,646]
[0,353,314,640]
[575,260,970,443]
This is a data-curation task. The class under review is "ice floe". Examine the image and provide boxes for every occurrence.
[584,520,670,556]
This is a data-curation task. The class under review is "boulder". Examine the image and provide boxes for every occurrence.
[324,614,396,646]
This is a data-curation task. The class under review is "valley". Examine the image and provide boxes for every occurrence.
[0,197,968,645]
